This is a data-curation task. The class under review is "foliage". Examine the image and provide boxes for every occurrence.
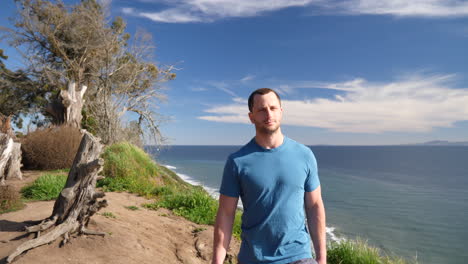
[327,239,418,264]
[0,185,24,214]
[0,49,37,126]
[154,187,219,225]
[98,142,189,194]
[21,125,83,170]
[97,142,161,196]
[5,0,175,144]
[21,172,68,201]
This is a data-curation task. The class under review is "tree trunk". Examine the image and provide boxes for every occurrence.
[0,116,22,185]
[46,81,87,128]
[6,130,106,263]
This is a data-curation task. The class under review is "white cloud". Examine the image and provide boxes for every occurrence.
[241,74,255,83]
[333,0,468,17]
[122,0,468,23]
[123,0,315,23]
[208,81,238,97]
[140,8,204,23]
[122,7,135,14]
[190,87,208,92]
[198,73,468,133]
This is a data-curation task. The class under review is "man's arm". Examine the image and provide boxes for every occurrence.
[212,194,239,264]
[305,186,327,264]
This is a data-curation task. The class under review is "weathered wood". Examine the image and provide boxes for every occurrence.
[6,130,106,263]
[46,81,86,127]
[0,133,22,185]
[0,116,23,184]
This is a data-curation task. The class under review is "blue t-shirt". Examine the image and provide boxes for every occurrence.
[220,136,320,264]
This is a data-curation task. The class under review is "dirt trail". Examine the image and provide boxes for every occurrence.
[0,172,240,264]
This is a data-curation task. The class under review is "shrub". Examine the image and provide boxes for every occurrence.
[0,185,24,214]
[21,172,68,201]
[327,239,417,264]
[21,125,82,170]
[157,187,219,225]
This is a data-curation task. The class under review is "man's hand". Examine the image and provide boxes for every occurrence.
[212,194,239,264]
[305,186,327,264]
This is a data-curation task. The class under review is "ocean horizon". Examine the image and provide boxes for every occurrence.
[145,145,468,264]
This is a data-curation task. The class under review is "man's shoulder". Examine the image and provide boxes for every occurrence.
[227,139,257,161]
[285,137,313,154]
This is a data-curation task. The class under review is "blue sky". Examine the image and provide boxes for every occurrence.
[1,0,468,145]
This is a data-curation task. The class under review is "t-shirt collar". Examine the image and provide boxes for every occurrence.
[250,136,288,152]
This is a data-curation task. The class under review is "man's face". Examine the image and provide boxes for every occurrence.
[248,92,283,135]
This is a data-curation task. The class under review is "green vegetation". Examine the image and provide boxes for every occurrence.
[125,205,139,211]
[101,212,117,219]
[327,239,418,264]
[97,142,243,238]
[97,142,189,197]
[21,171,68,201]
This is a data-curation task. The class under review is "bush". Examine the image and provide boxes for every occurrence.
[0,185,24,214]
[21,172,68,201]
[157,187,219,225]
[327,239,417,264]
[21,125,82,170]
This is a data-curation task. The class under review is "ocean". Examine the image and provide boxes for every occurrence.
[145,145,468,264]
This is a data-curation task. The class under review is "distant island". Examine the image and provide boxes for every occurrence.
[412,140,468,146]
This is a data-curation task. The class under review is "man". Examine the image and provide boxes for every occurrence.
[212,88,327,264]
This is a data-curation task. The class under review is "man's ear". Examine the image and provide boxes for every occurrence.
[248,112,254,124]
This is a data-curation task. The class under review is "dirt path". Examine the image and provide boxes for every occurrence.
[0,173,240,264]
[5,170,43,192]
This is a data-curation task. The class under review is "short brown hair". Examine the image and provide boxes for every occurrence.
[248,88,281,112]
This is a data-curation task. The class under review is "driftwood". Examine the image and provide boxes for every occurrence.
[6,130,106,263]
[0,116,22,185]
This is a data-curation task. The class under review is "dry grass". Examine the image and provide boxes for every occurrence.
[21,125,83,170]
[0,185,24,214]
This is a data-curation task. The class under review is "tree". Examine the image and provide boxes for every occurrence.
[0,49,38,128]
[5,0,175,144]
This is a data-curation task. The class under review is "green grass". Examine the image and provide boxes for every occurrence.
[145,187,218,224]
[327,239,418,264]
[125,205,139,211]
[101,212,117,218]
[97,142,191,197]
[21,172,68,201]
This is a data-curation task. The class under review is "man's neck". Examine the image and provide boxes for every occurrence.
[255,130,284,149]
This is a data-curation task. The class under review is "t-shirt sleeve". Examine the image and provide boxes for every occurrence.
[219,156,240,197]
[304,149,320,192]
